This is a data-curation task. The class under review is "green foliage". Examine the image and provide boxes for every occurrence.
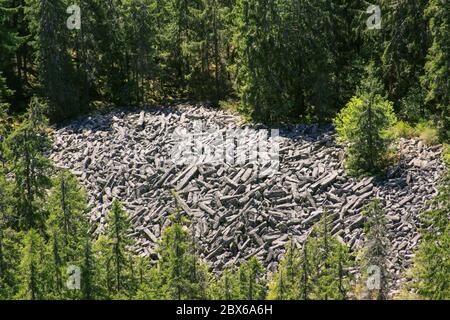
[0,227,21,299]
[389,120,416,139]
[234,0,337,124]
[44,170,91,299]
[142,212,210,300]
[96,199,136,298]
[359,199,391,300]
[16,229,47,300]
[25,0,82,121]
[415,121,440,146]
[4,97,52,231]
[409,174,450,299]
[421,0,450,139]
[335,67,397,176]
[268,211,354,300]
[399,86,426,124]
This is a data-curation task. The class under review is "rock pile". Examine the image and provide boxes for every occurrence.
[50,105,446,286]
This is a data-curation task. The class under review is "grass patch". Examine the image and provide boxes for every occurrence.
[415,121,440,145]
[390,120,415,139]
[389,120,440,146]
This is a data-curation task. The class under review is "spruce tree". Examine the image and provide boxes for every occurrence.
[16,229,47,300]
[305,211,353,300]
[141,209,211,300]
[46,171,90,260]
[236,257,267,300]
[81,238,96,300]
[25,0,81,121]
[334,65,397,176]
[5,97,52,231]
[380,0,430,109]
[45,170,91,298]
[95,199,135,298]
[268,212,354,300]
[421,0,450,138]
[360,199,391,300]
[267,239,301,300]
[410,174,450,299]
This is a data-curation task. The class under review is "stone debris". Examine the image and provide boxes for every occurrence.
[50,105,446,286]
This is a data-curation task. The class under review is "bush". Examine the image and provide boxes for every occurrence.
[335,95,397,176]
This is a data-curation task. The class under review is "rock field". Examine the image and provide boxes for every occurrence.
[49,105,446,288]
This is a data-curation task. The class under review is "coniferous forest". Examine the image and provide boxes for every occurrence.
[0,0,449,302]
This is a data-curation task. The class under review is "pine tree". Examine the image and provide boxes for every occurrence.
[410,174,450,299]
[421,0,450,138]
[360,199,391,300]
[5,97,52,231]
[334,64,397,176]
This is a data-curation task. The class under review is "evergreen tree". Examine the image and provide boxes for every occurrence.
[0,227,21,299]
[0,0,19,106]
[236,256,267,300]
[267,239,301,300]
[16,228,47,300]
[380,0,430,110]
[122,0,158,105]
[5,97,52,231]
[234,0,337,124]
[45,170,91,298]
[96,199,135,298]
[334,65,397,176]
[410,174,450,299]
[268,212,353,300]
[421,0,450,138]
[81,237,97,300]
[140,210,211,300]
[25,0,81,121]
[46,171,90,260]
[360,199,391,300]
